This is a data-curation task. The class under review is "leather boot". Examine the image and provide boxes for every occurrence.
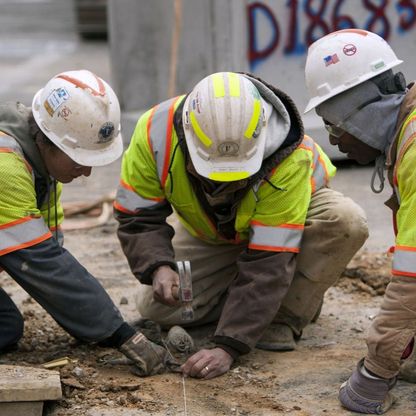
[256,323,296,351]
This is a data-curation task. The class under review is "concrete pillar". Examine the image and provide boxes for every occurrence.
[108,0,246,142]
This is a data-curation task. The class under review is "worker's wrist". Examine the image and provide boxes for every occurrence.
[215,343,241,360]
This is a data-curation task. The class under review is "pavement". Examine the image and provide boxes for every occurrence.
[0,0,394,253]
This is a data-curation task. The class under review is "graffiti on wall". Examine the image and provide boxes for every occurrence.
[248,0,416,70]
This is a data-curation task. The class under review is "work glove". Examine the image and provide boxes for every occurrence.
[119,331,180,376]
[339,358,396,414]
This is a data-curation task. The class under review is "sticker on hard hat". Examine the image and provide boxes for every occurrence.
[218,142,239,156]
[343,44,357,56]
[44,88,70,116]
[98,122,115,143]
[324,54,339,66]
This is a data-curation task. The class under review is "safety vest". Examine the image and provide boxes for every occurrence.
[115,96,336,252]
[0,132,63,256]
[390,109,416,277]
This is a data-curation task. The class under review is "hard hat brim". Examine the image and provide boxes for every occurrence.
[304,60,403,113]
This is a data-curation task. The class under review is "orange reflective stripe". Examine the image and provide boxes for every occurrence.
[393,112,416,202]
[248,244,300,253]
[148,96,184,188]
[0,136,33,174]
[0,215,40,230]
[113,200,135,215]
[0,233,52,256]
[250,221,304,252]
[0,216,52,256]
[161,96,182,187]
[115,180,164,213]
[392,246,416,276]
[146,106,157,155]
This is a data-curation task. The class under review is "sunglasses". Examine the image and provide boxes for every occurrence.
[322,96,382,139]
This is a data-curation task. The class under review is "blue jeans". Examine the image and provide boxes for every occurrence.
[0,286,24,351]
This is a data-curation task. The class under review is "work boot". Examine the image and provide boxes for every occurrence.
[256,324,296,351]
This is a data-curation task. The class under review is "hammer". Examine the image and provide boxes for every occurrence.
[176,260,194,322]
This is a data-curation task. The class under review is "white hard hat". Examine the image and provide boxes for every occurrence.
[182,72,266,182]
[32,70,123,166]
[304,29,403,113]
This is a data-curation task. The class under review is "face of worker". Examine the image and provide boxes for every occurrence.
[36,136,92,183]
[325,126,381,165]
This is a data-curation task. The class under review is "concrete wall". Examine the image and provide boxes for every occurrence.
[109,0,416,151]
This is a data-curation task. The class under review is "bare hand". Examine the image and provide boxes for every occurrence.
[152,265,180,306]
[181,347,234,379]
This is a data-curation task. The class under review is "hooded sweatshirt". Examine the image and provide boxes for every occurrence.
[115,74,336,356]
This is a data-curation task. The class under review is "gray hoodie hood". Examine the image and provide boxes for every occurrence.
[243,74,291,159]
[0,102,49,179]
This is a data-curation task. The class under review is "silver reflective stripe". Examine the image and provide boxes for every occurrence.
[396,113,416,158]
[0,217,50,254]
[0,134,23,156]
[312,156,326,190]
[394,183,401,205]
[116,185,160,213]
[393,248,416,276]
[300,136,327,192]
[250,223,303,251]
[0,133,35,183]
[394,117,416,204]
[149,98,177,184]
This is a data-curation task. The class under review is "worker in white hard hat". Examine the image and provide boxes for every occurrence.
[305,28,415,414]
[0,70,178,376]
[114,71,368,379]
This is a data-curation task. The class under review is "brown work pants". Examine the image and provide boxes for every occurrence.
[136,187,368,335]
[365,275,416,379]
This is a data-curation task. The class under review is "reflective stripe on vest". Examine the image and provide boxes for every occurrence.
[299,136,329,192]
[0,134,23,156]
[392,246,416,277]
[115,96,183,213]
[0,133,34,180]
[249,220,303,252]
[115,180,163,214]
[147,96,183,187]
[393,110,416,204]
[0,216,52,256]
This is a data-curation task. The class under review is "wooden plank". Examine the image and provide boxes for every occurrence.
[0,365,61,402]
[0,401,43,416]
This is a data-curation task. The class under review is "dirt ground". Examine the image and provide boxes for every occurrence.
[0,219,415,416]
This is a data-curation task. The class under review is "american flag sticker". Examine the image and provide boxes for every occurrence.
[324,54,340,66]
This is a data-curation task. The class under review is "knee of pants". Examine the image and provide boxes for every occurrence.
[0,311,24,350]
[328,201,369,248]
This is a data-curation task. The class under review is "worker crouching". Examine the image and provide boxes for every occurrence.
[114,72,368,379]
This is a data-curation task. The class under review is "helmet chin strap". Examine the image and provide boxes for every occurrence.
[370,154,386,194]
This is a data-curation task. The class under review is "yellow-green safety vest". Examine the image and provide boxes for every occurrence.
[115,96,336,253]
[0,132,63,256]
[391,109,416,277]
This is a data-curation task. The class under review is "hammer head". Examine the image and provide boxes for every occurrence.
[176,260,194,322]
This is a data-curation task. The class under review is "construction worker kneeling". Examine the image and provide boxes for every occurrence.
[0,70,177,377]
[114,72,368,380]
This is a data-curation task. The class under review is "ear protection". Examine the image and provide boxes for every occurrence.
[372,70,407,95]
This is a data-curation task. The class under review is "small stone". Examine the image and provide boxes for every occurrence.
[120,296,128,305]
[72,366,85,378]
